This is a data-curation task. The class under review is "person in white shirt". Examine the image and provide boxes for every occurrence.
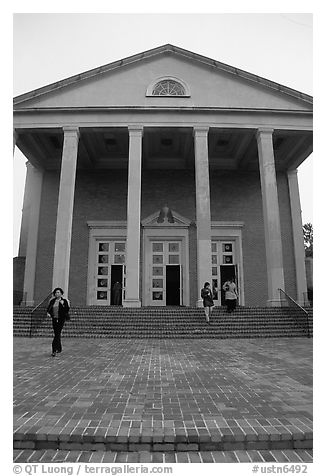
[222,278,238,313]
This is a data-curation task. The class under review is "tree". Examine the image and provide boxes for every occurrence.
[303,223,313,257]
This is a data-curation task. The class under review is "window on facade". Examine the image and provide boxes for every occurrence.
[152,80,186,96]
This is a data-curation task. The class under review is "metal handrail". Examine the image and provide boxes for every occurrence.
[278,288,311,338]
[31,292,53,313]
[29,292,53,337]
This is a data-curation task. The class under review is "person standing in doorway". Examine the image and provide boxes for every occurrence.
[112,281,122,305]
[201,282,214,324]
[46,288,70,357]
[223,278,238,313]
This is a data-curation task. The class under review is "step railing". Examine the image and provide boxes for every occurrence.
[29,292,52,337]
[278,288,311,338]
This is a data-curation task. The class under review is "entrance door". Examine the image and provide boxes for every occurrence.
[110,265,123,305]
[211,240,239,305]
[220,265,237,306]
[166,265,181,305]
[150,241,182,306]
[94,240,126,305]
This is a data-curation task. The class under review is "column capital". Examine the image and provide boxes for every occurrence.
[63,126,80,137]
[193,126,209,137]
[25,161,43,173]
[128,125,143,136]
[287,168,298,177]
[256,127,274,139]
[26,161,35,170]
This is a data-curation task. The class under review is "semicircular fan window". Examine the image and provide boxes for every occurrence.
[152,80,186,96]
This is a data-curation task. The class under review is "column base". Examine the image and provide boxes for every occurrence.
[196,300,204,308]
[123,299,141,308]
[22,300,35,307]
[266,299,286,307]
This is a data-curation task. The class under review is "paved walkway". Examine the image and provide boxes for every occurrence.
[13,337,313,461]
[13,448,313,463]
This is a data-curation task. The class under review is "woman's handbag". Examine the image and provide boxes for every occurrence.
[65,312,71,321]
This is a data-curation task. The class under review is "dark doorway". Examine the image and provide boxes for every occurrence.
[220,265,237,306]
[110,265,123,305]
[166,265,180,305]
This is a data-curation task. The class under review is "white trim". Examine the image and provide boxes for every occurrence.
[211,222,245,306]
[87,220,127,229]
[211,221,244,228]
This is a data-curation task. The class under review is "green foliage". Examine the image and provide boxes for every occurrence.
[303,223,313,257]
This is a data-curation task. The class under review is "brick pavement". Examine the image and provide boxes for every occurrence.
[13,448,313,463]
[13,337,312,461]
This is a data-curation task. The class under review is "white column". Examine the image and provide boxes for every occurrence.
[124,125,143,307]
[194,126,212,306]
[287,169,308,305]
[256,128,285,306]
[23,163,44,306]
[52,127,79,295]
[13,130,17,155]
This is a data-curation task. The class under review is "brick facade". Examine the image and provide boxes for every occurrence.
[33,168,296,307]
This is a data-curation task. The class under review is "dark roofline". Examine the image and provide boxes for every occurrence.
[13,43,313,106]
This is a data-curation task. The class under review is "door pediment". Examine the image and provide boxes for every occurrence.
[142,208,192,228]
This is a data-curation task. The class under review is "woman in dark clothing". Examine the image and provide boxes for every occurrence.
[112,281,122,305]
[201,282,214,324]
[46,287,70,357]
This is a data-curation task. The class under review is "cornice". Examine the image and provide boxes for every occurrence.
[13,106,313,115]
[211,221,245,228]
[87,221,127,229]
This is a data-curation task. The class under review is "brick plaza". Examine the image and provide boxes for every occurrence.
[13,337,312,463]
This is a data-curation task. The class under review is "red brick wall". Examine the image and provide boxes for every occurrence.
[33,168,296,306]
[69,169,129,305]
[209,170,296,306]
[13,256,26,305]
[34,171,59,303]
[209,170,268,305]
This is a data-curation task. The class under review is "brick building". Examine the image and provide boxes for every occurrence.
[13,44,312,308]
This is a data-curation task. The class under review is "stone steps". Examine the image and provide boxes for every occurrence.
[13,426,312,453]
[13,306,313,338]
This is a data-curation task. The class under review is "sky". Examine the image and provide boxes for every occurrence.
[12,12,313,256]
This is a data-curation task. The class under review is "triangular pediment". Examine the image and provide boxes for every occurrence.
[142,209,192,228]
[14,44,312,112]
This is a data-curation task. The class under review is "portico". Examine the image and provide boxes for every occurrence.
[13,44,312,308]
